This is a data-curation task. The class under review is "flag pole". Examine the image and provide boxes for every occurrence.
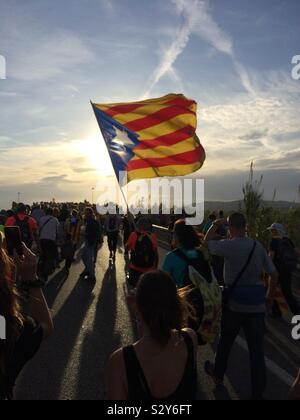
[91,101,129,214]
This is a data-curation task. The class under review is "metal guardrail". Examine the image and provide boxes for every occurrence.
[153,225,172,250]
[152,223,202,250]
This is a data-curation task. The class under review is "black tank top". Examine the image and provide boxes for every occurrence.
[123,331,197,401]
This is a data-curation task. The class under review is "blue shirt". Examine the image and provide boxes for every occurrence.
[208,237,276,313]
[163,248,200,288]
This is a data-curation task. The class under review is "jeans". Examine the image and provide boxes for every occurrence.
[214,310,266,399]
[82,243,96,277]
[40,239,58,268]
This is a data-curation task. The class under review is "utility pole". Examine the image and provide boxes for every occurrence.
[92,187,95,205]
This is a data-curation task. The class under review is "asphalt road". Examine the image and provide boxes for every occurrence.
[14,239,300,400]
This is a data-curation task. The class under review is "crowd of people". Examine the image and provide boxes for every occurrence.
[0,200,299,401]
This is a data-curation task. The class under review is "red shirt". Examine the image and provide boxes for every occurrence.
[6,213,38,236]
[126,231,158,273]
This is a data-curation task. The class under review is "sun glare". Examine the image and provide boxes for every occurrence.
[75,133,115,177]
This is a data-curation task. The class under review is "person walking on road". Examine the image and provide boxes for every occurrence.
[39,207,61,273]
[80,207,101,282]
[125,218,159,288]
[61,233,76,277]
[105,213,122,261]
[123,213,135,256]
[5,203,39,250]
[65,209,83,249]
[203,213,278,401]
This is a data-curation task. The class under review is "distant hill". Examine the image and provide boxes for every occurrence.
[205,200,300,212]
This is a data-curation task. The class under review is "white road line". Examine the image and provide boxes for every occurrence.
[236,336,295,387]
[266,321,300,361]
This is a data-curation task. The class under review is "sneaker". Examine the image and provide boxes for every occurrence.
[204,361,223,386]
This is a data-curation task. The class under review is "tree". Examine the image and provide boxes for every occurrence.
[243,162,264,238]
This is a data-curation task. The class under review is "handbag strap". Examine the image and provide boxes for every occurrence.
[229,240,257,293]
[39,217,52,235]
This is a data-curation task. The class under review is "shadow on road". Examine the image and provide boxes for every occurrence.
[15,275,96,400]
[74,264,120,400]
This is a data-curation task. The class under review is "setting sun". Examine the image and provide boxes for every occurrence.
[75,133,115,178]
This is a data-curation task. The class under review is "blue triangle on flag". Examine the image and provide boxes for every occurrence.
[93,106,140,182]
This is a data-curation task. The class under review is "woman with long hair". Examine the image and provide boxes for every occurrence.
[106,270,198,400]
[0,232,53,400]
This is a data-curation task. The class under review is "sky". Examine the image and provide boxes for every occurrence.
[0,0,300,208]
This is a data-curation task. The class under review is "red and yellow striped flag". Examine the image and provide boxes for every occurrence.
[92,93,206,183]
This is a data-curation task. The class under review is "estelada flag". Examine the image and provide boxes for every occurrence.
[91,94,206,184]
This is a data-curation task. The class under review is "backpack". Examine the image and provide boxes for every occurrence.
[14,215,32,247]
[276,238,298,272]
[175,249,222,345]
[131,233,156,269]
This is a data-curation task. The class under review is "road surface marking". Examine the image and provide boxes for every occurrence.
[266,321,300,362]
[236,336,295,387]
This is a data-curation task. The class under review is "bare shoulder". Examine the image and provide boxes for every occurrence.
[106,347,126,385]
[106,348,128,400]
[108,348,124,368]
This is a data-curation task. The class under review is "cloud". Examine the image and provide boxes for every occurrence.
[72,167,96,174]
[0,92,18,97]
[239,129,269,142]
[39,175,81,185]
[255,149,300,170]
[200,168,300,202]
[101,0,114,13]
[195,65,300,176]
[40,175,73,183]
[142,0,255,98]
[10,32,93,82]
[142,9,194,98]
[272,130,300,143]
